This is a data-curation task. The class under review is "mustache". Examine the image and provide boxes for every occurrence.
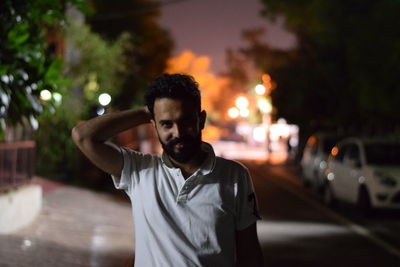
[167,136,193,146]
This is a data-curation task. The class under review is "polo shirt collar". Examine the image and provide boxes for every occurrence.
[161,142,216,175]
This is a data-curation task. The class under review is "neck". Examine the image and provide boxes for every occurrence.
[168,149,207,179]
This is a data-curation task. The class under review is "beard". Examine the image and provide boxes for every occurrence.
[160,133,202,163]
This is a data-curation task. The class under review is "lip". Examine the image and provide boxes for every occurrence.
[174,143,184,149]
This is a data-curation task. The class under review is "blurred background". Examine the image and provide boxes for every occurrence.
[1,0,400,266]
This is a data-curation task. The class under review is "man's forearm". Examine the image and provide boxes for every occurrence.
[72,107,151,143]
[236,223,264,267]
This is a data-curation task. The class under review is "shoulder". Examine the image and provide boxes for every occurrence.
[214,156,249,175]
[120,146,160,168]
[215,156,247,169]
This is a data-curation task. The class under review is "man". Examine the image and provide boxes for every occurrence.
[72,74,264,267]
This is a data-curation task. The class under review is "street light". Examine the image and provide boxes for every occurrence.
[253,126,266,142]
[257,98,272,114]
[228,107,239,118]
[239,108,250,118]
[98,93,112,106]
[96,93,112,116]
[235,96,249,110]
[255,84,266,95]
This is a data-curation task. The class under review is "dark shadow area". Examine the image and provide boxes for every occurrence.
[258,226,400,267]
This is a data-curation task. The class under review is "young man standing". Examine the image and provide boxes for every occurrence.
[72,74,264,266]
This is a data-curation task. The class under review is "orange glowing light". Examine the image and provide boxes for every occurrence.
[203,125,221,142]
[166,50,231,123]
[262,74,271,83]
[331,146,339,156]
[307,136,317,145]
[261,73,274,95]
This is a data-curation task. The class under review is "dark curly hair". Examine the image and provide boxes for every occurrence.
[144,73,201,118]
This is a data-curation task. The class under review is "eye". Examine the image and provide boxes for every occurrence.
[160,121,172,128]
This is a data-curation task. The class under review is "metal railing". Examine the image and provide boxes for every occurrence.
[0,141,35,192]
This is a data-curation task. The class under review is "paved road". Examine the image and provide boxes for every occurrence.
[244,161,400,267]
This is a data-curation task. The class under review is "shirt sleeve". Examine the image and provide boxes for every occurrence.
[111,146,153,194]
[235,166,262,231]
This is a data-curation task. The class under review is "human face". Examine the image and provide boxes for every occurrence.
[152,98,206,163]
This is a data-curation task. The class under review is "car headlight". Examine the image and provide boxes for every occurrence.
[326,172,335,181]
[374,171,397,187]
[319,160,327,170]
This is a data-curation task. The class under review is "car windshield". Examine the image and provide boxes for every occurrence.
[365,143,400,165]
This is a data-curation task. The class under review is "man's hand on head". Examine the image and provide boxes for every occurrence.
[71,107,153,177]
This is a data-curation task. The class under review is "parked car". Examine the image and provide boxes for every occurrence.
[323,137,400,213]
[300,133,340,191]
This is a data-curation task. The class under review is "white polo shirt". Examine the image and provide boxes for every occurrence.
[112,142,260,267]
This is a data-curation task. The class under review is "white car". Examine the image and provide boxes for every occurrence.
[324,137,400,212]
[300,133,340,191]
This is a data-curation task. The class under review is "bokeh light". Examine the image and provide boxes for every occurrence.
[40,90,52,101]
[239,108,250,118]
[235,96,249,109]
[255,84,266,95]
[257,98,272,114]
[228,107,239,118]
[98,93,111,106]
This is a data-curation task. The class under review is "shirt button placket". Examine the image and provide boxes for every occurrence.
[177,192,187,203]
[176,171,188,203]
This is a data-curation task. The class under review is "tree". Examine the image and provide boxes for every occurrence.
[87,0,174,109]
[34,20,132,181]
[258,0,400,134]
[0,0,87,140]
[64,21,131,116]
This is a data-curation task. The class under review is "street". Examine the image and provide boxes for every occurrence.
[1,153,400,266]
[245,159,400,267]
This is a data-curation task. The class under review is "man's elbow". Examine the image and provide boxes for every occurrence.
[71,123,88,146]
[71,126,80,143]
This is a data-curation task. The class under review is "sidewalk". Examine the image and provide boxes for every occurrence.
[0,178,134,267]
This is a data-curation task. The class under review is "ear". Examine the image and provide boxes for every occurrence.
[150,119,156,128]
[199,110,207,130]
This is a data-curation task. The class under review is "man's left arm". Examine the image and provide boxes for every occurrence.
[235,222,264,267]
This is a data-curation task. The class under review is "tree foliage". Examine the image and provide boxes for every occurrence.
[35,103,79,180]
[258,0,400,133]
[65,21,131,111]
[0,0,87,139]
[88,0,174,109]
[33,21,133,181]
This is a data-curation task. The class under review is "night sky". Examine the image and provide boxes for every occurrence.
[158,0,297,74]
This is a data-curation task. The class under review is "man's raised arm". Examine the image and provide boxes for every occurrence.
[71,108,151,177]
